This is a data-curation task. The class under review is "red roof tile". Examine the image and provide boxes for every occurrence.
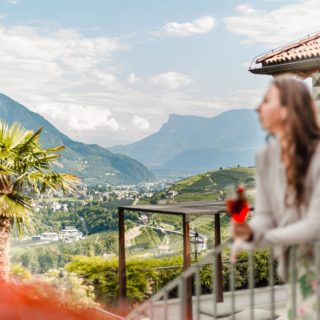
[256,32,320,65]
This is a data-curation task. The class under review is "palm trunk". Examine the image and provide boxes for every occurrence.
[0,216,11,281]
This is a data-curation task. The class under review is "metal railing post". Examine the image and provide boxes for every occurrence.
[212,251,218,319]
[269,247,275,320]
[179,275,186,320]
[315,242,320,320]
[229,260,236,320]
[290,246,297,319]
[195,265,201,320]
[163,289,168,320]
[248,250,255,320]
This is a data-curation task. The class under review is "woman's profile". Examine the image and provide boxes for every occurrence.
[232,76,320,319]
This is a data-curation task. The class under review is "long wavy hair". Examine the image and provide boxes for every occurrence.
[272,77,320,207]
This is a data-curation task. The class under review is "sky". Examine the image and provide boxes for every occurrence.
[0,0,318,147]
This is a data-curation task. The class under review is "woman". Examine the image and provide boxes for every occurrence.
[232,76,320,319]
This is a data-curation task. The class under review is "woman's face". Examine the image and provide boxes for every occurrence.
[256,84,287,135]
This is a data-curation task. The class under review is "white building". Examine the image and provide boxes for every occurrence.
[60,226,83,243]
[139,215,149,224]
[41,232,59,242]
[51,202,62,212]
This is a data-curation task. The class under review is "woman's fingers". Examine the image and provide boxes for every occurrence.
[232,221,252,240]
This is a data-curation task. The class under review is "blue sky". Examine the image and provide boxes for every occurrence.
[0,0,318,147]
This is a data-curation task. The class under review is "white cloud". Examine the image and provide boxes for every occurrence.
[127,73,141,84]
[131,115,150,130]
[224,0,320,46]
[32,103,120,131]
[236,4,256,14]
[3,0,19,4]
[153,16,215,37]
[151,72,193,89]
[93,71,118,86]
[0,24,128,138]
[0,18,268,148]
[68,106,120,131]
[149,89,263,117]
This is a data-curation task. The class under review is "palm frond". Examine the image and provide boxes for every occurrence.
[17,127,43,152]
[45,145,65,153]
[0,174,12,194]
[0,165,15,175]
[12,214,34,237]
[0,193,33,237]
[0,121,79,237]
[0,122,31,149]
[0,194,31,219]
[0,149,11,159]
[59,173,81,192]
[19,154,61,172]
[20,171,80,194]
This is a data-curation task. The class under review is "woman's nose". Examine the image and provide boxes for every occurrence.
[255,104,261,113]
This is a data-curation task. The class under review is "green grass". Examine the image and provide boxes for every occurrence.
[174,174,204,189]
[134,167,254,256]
[159,222,175,231]
[153,214,181,227]
[146,167,255,205]
[133,227,164,249]
[11,231,113,251]
[174,191,220,202]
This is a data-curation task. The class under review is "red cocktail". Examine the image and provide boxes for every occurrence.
[226,186,250,223]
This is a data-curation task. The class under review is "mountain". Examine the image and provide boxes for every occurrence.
[0,93,153,185]
[110,110,266,173]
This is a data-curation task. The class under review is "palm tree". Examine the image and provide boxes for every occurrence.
[0,122,79,280]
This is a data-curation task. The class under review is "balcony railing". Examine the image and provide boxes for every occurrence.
[125,238,320,320]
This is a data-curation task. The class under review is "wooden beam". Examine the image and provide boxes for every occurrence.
[182,215,193,320]
[215,213,224,302]
[118,208,127,307]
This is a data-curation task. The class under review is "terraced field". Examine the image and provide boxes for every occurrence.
[132,167,256,257]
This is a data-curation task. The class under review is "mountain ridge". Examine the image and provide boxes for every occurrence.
[0,93,153,185]
[110,109,266,173]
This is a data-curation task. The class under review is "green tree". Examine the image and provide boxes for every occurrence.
[0,122,78,279]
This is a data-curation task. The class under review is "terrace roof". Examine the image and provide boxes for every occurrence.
[249,31,320,77]
[118,200,229,309]
[119,200,226,219]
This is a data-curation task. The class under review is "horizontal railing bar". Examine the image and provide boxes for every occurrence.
[148,265,182,270]
[94,307,125,320]
[144,258,252,271]
[198,309,217,317]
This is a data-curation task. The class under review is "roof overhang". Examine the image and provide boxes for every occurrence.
[249,57,320,77]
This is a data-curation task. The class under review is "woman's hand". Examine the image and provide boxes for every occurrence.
[231,220,253,241]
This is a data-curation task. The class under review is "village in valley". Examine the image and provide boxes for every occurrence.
[21,177,187,246]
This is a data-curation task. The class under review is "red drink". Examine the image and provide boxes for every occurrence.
[226,186,250,223]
